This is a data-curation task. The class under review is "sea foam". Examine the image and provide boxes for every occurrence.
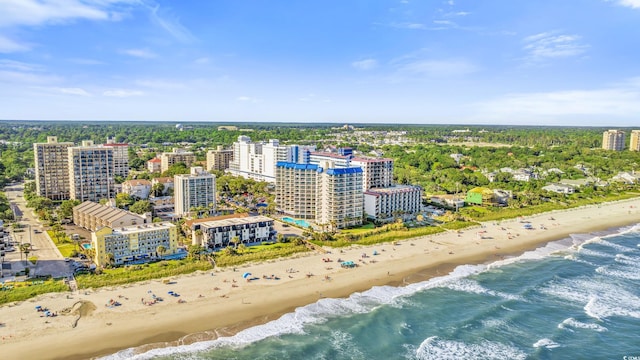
[412,336,527,360]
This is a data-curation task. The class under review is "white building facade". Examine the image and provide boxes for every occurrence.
[174,167,216,217]
[364,185,423,221]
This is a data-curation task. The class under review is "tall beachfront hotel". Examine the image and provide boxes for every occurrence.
[275,161,363,229]
[602,130,626,151]
[34,136,73,201]
[68,140,116,202]
[174,167,216,217]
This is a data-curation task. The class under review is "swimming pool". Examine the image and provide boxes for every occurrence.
[282,217,312,228]
[82,243,92,250]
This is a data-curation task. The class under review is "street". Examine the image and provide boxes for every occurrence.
[3,183,72,278]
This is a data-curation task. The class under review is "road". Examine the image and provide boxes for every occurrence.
[3,183,72,278]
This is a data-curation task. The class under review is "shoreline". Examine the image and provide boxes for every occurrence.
[1,198,639,360]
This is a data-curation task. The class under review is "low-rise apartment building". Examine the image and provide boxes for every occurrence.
[191,215,275,249]
[73,201,149,231]
[92,222,177,266]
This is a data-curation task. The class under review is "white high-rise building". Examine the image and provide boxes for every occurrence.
[174,167,216,217]
[34,136,73,201]
[229,136,314,182]
[68,140,115,202]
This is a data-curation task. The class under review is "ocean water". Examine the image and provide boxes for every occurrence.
[104,224,640,360]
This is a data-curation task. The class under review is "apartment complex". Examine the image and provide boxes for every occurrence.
[174,167,216,217]
[68,140,115,202]
[364,185,423,221]
[602,130,626,151]
[33,136,73,201]
[73,201,148,231]
[160,148,196,173]
[275,162,319,220]
[275,161,363,229]
[309,152,394,191]
[92,222,177,266]
[229,136,315,182]
[191,215,275,249]
[206,145,234,171]
[104,137,129,177]
[630,130,640,151]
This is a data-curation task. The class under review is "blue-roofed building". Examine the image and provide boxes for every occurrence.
[276,160,363,230]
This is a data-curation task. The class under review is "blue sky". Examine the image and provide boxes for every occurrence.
[1,0,640,125]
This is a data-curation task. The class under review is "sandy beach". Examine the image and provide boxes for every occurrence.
[2,198,640,360]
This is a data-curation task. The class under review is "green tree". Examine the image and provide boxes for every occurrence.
[115,193,135,208]
[58,199,81,220]
[130,200,153,214]
[156,245,167,259]
[151,182,165,197]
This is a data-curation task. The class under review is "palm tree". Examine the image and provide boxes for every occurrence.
[19,243,31,265]
[106,252,115,267]
[231,235,240,249]
[156,245,167,260]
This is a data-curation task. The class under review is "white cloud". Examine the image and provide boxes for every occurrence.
[395,59,477,77]
[68,58,105,65]
[0,70,60,84]
[351,59,379,71]
[387,22,427,30]
[194,57,210,64]
[120,48,157,59]
[148,4,195,43]
[0,35,31,53]
[236,96,261,103]
[57,87,91,96]
[473,80,640,120]
[135,79,186,89]
[0,0,134,28]
[616,0,640,8]
[0,59,43,72]
[103,89,144,97]
[523,32,589,62]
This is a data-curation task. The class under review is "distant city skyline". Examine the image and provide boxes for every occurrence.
[1,0,640,126]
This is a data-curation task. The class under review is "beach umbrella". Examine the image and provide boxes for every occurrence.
[242,272,251,279]
[35,305,42,310]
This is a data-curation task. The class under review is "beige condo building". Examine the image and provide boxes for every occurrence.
[68,140,115,202]
[602,130,626,151]
[206,145,234,171]
[630,130,640,151]
[33,136,73,201]
[160,148,196,173]
[92,222,177,267]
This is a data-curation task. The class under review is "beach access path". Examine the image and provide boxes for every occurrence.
[1,197,640,360]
